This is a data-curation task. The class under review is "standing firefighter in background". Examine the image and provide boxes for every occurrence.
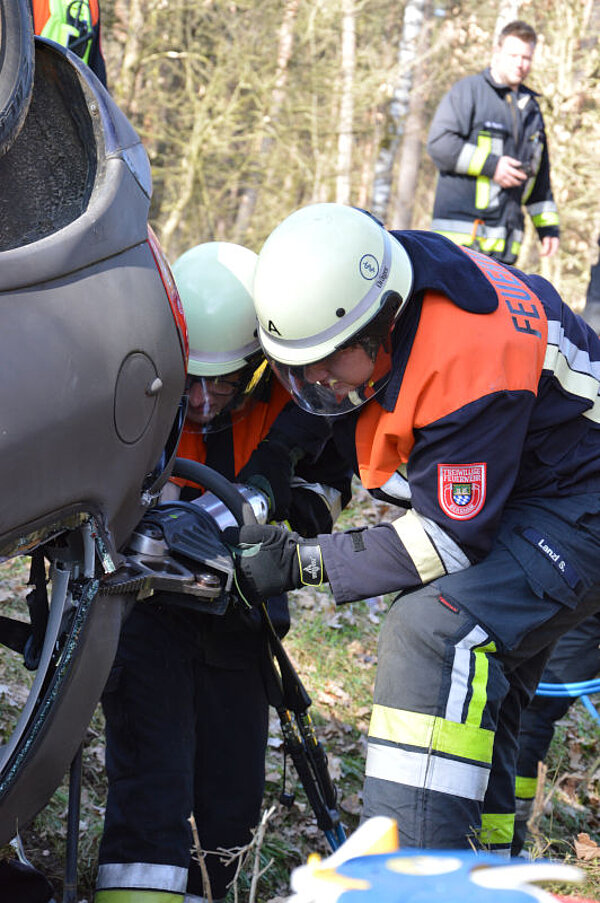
[227,203,600,855]
[95,242,350,903]
[427,21,558,265]
[31,0,107,87]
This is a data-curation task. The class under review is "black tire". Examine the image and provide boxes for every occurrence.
[0,0,34,158]
[0,582,130,846]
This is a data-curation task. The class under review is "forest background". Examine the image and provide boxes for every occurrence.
[4,1,600,899]
[100,0,600,307]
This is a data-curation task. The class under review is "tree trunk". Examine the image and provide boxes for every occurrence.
[233,0,299,241]
[390,2,432,229]
[493,1,523,42]
[336,0,356,205]
[114,0,146,115]
[370,0,428,225]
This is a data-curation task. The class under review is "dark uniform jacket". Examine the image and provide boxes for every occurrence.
[427,68,558,264]
[319,231,600,604]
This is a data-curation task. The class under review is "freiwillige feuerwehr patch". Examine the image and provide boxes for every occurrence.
[438,463,486,520]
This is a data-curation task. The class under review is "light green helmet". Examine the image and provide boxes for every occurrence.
[172,241,260,377]
[252,204,413,416]
[253,203,413,367]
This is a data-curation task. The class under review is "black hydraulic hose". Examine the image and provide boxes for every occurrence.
[277,707,339,834]
[297,710,339,812]
[259,602,311,712]
[172,458,256,528]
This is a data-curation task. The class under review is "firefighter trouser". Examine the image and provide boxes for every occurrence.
[512,612,600,855]
[95,597,287,902]
[363,495,600,855]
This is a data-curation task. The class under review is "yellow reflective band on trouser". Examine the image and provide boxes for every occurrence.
[369,704,494,764]
[479,812,515,847]
[95,892,184,903]
[391,510,446,583]
[515,774,538,800]
[466,640,496,726]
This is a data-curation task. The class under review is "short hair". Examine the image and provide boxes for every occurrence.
[498,20,537,47]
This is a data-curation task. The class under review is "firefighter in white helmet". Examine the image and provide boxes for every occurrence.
[96,241,351,903]
[229,202,600,856]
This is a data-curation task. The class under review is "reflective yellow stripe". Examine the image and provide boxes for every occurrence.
[468,133,491,176]
[369,704,494,764]
[479,812,515,846]
[532,211,559,227]
[391,510,446,583]
[473,133,492,208]
[466,641,496,726]
[434,230,505,254]
[475,177,490,209]
[515,774,538,799]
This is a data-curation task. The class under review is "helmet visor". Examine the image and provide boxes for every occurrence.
[185,358,269,433]
[268,343,393,416]
[264,290,401,416]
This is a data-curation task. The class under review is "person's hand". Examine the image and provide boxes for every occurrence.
[540,235,559,257]
[224,523,326,605]
[493,155,528,188]
[237,437,296,520]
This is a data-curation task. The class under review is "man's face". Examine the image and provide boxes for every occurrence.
[492,35,535,89]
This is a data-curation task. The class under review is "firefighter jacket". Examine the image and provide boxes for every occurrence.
[427,68,558,264]
[32,0,107,87]
[319,231,600,604]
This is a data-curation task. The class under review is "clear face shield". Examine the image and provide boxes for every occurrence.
[184,355,269,433]
[267,294,401,416]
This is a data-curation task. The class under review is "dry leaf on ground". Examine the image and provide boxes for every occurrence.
[574,832,600,860]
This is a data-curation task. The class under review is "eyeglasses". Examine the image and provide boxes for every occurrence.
[185,375,242,398]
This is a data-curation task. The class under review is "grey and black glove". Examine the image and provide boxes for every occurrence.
[225,523,326,605]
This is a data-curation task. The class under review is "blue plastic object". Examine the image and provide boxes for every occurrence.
[535,680,600,724]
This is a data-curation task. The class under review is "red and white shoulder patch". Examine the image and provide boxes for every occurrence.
[438,463,487,520]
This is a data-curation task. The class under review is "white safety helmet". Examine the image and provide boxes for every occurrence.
[252,203,413,415]
[173,241,260,377]
[172,241,268,431]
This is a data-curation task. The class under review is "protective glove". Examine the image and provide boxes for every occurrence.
[289,486,335,537]
[237,434,303,521]
[226,523,327,605]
